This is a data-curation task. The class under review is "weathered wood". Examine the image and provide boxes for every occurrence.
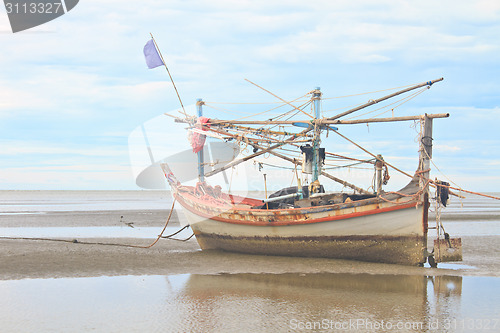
[209,119,301,125]
[419,115,433,208]
[327,78,444,121]
[207,126,371,195]
[241,140,371,195]
[209,113,448,126]
[326,113,449,125]
[204,141,284,177]
[320,171,371,195]
[204,126,313,177]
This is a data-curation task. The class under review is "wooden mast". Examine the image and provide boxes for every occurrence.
[196,99,205,182]
[420,114,433,192]
[311,87,322,186]
[419,114,433,264]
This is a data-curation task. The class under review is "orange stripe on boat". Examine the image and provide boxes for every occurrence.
[175,193,418,226]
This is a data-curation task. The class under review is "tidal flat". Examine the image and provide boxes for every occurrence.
[0,190,499,332]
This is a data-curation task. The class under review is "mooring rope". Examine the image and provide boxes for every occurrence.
[0,197,196,247]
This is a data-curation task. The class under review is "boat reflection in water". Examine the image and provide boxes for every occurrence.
[166,273,463,332]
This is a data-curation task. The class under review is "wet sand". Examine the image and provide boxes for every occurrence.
[1,210,499,280]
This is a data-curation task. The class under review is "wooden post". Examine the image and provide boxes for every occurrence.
[312,87,322,186]
[263,173,269,209]
[420,114,433,188]
[420,114,432,262]
[196,99,205,182]
[375,154,383,195]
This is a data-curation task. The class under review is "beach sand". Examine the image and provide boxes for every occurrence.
[1,210,499,280]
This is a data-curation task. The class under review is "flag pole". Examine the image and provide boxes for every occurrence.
[149,33,188,117]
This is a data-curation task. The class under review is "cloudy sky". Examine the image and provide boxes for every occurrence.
[0,0,499,192]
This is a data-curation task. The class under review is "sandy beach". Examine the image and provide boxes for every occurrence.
[1,209,499,281]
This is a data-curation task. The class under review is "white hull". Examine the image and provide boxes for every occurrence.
[174,187,429,265]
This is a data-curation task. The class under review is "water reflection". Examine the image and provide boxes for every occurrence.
[171,273,464,332]
[2,273,498,332]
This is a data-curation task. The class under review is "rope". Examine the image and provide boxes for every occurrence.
[430,180,500,201]
[204,103,258,115]
[344,87,428,121]
[322,102,367,114]
[321,82,419,100]
[207,92,311,122]
[0,198,196,247]
[330,127,413,178]
[204,99,309,105]
[418,146,500,201]
[379,173,431,205]
[254,160,296,170]
[245,79,314,119]
[206,82,417,104]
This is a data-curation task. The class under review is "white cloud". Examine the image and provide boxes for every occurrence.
[434,144,462,153]
[0,0,499,190]
[0,140,125,157]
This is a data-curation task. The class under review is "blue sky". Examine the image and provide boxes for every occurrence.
[0,0,499,192]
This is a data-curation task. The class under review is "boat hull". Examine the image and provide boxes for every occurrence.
[178,195,427,265]
[194,232,425,265]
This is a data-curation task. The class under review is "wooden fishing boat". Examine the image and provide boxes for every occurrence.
[160,78,462,266]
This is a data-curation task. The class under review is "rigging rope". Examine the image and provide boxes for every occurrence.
[330,127,413,178]
[207,92,311,122]
[344,87,428,121]
[321,82,419,100]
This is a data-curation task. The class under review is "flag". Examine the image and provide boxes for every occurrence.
[143,39,164,69]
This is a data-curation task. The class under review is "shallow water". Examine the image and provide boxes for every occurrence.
[0,190,172,213]
[0,273,498,332]
[0,191,499,332]
[0,226,193,239]
[0,220,498,240]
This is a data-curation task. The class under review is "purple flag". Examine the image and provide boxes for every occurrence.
[143,39,164,69]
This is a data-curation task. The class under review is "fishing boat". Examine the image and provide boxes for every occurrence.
[159,78,462,266]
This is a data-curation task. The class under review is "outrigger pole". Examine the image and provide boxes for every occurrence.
[199,78,446,195]
[208,113,449,126]
[327,77,444,121]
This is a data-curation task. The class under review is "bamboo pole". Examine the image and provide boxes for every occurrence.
[204,141,283,177]
[208,113,449,126]
[209,119,306,125]
[326,78,444,121]
[204,125,314,177]
[263,173,269,209]
[222,124,312,137]
[269,150,370,195]
[204,126,369,194]
[320,171,370,195]
[325,113,449,125]
[244,79,313,119]
[246,140,371,195]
